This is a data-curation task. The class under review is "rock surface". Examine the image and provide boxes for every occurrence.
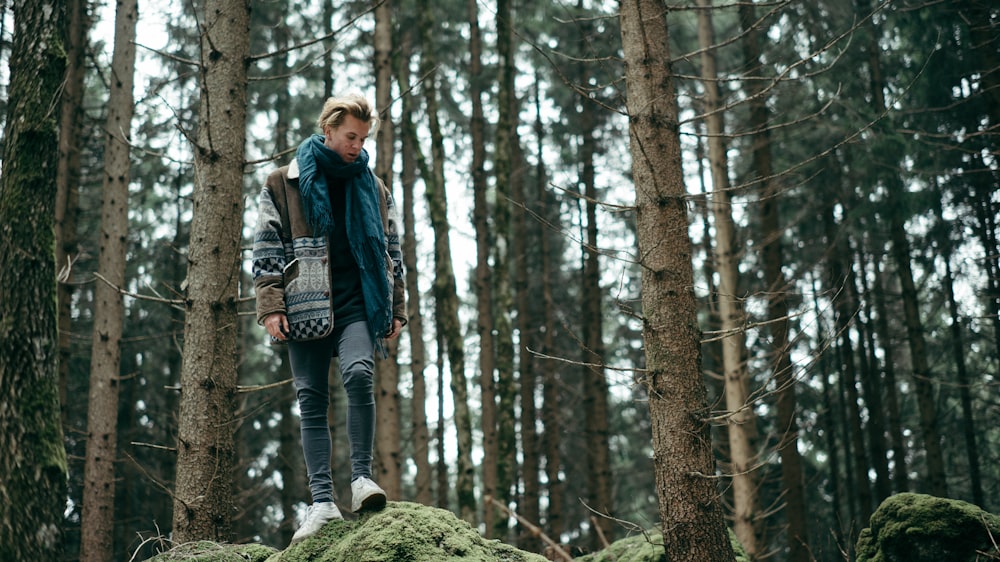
[855,493,1000,562]
[145,501,547,562]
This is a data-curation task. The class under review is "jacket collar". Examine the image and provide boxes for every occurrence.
[288,158,300,179]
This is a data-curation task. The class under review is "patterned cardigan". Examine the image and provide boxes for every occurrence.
[252,159,406,341]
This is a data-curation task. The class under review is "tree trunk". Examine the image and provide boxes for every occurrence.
[276,361,300,545]
[537,80,564,542]
[696,0,762,556]
[394,25,432,505]
[0,1,69,559]
[417,0,476,523]
[172,0,249,542]
[515,74,545,554]
[871,259,909,494]
[618,2,735,560]
[80,0,137,557]
[737,4,809,558]
[933,192,985,508]
[469,0,499,535]
[372,0,402,500]
[853,247,891,503]
[811,282,845,551]
[579,83,615,551]
[493,0,519,541]
[822,206,873,524]
[56,0,89,428]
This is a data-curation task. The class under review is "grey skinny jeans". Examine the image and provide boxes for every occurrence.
[287,320,375,504]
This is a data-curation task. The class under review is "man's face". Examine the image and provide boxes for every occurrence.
[323,114,369,162]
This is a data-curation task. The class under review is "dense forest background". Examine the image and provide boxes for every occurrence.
[0,0,996,560]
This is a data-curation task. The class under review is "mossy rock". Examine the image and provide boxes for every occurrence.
[855,493,1000,562]
[145,541,278,562]
[268,501,547,562]
[574,527,748,562]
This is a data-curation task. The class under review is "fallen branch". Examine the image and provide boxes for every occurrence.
[484,495,572,562]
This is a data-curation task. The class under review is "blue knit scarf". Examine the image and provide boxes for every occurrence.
[296,134,391,348]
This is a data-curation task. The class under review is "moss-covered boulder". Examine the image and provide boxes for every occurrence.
[855,493,1000,562]
[269,502,547,562]
[145,541,278,562]
[574,527,748,562]
[145,502,546,561]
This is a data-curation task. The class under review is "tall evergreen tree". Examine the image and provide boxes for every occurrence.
[619,1,734,560]
[80,0,138,558]
[0,0,69,559]
[172,0,250,542]
[696,0,761,555]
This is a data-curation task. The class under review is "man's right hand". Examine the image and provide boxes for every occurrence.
[264,312,290,341]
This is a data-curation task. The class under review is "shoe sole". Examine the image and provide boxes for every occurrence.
[354,491,387,513]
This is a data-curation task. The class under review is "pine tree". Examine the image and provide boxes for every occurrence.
[0,1,69,559]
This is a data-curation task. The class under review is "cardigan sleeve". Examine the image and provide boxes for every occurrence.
[380,180,408,325]
[252,174,289,325]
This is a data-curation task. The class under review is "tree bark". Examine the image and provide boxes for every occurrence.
[172,0,249,542]
[619,2,735,560]
[468,0,499,535]
[0,1,69,559]
[373,0,402,499]
[56,0,89,428]
[493,0,519,540]
[80,0,137,557]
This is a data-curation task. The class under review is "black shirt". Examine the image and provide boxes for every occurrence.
[326,174,366,328]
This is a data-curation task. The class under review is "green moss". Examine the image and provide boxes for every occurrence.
[145,541,278,562]
[574,527,748,562]
[855,493,1000,562]
[271,502,546,562]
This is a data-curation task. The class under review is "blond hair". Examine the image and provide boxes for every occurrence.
[317,93,380,134]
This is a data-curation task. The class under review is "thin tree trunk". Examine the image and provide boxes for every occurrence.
[469,0,499,535]
[394,25,432,505]
[372,0,402,499]
[933,193,985,508]
[276,361,300,545]
[696,0,761,555]
[0,1,69,558]
[811,277,845,551]
[860,0,947,497]
[494,0,518,540]
[172,0,249,542]
[417,0,476,523]
[514,73,544,554]
[80,0,137,557]
[619,2,735,560]
[56,0,89,428]
[853,244,891,503]
[871,259,909,494]
[436,331,449,509]
[737,4,809,558]
[823,205,873,524]
[537,80,564,542]
[579,85,615,552]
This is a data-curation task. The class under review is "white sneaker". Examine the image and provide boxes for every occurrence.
[351,477,387,513]
[290,501,342,544]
